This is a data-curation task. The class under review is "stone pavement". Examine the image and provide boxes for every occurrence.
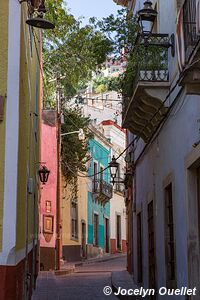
[32,255,126,300]
[111,270,140,299]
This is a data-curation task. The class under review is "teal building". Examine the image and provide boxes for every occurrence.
[87,126,113,258]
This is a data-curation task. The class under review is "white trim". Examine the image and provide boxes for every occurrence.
[2,0,21,263]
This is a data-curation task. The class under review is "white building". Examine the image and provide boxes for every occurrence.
[118,0,200,298]
[101,120,127,254]
[82,90,122,125]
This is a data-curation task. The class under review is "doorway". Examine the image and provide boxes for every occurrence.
[81,221,86,258]
[116,215,121,251]
[187,163,200,297]
[104,218,109,253]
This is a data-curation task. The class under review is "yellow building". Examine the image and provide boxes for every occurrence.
[0,1,42,299]
[61,175,88,262]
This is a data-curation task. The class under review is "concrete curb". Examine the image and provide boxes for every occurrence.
[62,253,127,269]
[54,266,75,276]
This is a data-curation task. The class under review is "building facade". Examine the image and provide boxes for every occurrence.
[87,125,113,258]
[40,111,57,271]
[101,120,127,254]
[116,0,200,298]
[0,1,42,299]
[61,175,88,262]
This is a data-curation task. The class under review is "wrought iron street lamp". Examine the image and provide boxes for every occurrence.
[137,1,175,57]
[38,165,50,184]
[138,1,157,35]
[108,156,119,185]
[25,0,55,29]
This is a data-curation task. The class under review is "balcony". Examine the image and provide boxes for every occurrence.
[93,179,113,205]
[122,34,170,142]
[179,0,200,94]
[114,181,124,195]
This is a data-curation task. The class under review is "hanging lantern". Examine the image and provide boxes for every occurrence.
[108,156,119,184]
[38,165,50,184]
[137,1,158,35]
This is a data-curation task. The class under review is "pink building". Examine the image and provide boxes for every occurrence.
[40,110,57,270]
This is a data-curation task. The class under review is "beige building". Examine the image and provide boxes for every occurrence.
[61,175,88,262]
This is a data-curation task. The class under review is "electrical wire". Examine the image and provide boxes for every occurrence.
[63,73,183,178]
[30,4,186,179]
[77,96,122,102]
[63,160,110,178]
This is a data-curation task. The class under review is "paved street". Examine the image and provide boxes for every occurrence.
[32,256,126,300]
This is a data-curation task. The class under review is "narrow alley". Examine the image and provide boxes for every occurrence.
[32,255,126,300]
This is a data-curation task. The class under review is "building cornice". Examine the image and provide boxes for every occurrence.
[113,0,128,7]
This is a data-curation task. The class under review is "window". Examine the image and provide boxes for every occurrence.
[137,212,143,283]
[93,162,98,192]
[45,201,51,213]
[183,0,198,61]
[148,201,156,289]
[100,166,104,190]
[165,183,176,288]
[197,168,200,245]
[93,214,99,246]
[71,200,78,239]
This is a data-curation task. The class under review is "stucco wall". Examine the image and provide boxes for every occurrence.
[40,113,57,249]
[87,137,111,254]
[0,0,8,251]
[62,177,88,246]
[16,5,40,252]
[129,0,200,296]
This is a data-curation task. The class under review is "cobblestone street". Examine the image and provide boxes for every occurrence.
[32,256,126,300]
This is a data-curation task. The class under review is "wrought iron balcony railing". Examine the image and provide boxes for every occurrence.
[114,180,124,195]
[183,0,200,62]
[122,33,169,117]
[93,179,113,201]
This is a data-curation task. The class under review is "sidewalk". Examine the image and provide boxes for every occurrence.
[111,270,141,299]
[55,252,126,276]
[32,254,126,300]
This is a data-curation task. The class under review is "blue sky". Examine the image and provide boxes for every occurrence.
[66,0,119,22]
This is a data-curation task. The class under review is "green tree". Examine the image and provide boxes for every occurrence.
[93,76,122,93]
[61,107,93,183]
[43,0,113,107]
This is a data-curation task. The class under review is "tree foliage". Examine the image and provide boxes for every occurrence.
[43,0,113,107]
[93,76,121,93]
[91,9,167,98]
[61,107,93,183]
[90,9,138,58]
